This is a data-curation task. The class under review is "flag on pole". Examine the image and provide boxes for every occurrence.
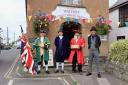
[19,25,27,55]
[20,25,23,33]
[21,42,36,75]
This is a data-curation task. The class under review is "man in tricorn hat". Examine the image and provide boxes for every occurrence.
[86,26,101,78]
[54,30,68,73]
[33,30,50,74]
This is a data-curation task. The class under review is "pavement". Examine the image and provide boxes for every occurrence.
[0,48,128,85]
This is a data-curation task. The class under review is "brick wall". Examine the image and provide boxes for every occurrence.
[26,0,109,56]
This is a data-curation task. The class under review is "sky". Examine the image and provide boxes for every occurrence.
[0,0,117,44]
[0,0,26,44]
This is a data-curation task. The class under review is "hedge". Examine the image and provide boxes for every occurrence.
[109,39,128,64]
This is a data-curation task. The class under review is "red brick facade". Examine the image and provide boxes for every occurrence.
[26,0,109,56]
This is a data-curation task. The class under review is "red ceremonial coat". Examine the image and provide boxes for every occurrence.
[68,37,86,65]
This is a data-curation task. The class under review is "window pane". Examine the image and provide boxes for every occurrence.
[60,0,82,6]
[119,5,128,27]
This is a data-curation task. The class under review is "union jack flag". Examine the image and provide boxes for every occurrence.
[21,42,36,75]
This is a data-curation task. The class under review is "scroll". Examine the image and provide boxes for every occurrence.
[71,45,80,49]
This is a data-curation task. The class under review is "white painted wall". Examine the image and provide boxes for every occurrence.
[109,27,128,45]
[109,9,119,29]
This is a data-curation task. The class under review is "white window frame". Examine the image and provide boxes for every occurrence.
[60,0,82,6]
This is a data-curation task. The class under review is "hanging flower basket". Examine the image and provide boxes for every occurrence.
[32,11,54,34]
[92,16,112,41]
[95,16,112,35]
[96,23,111,35]
[33,17,49,34]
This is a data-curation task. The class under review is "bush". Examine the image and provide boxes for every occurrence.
[109,39,128,64]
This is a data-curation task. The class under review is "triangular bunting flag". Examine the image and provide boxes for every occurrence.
[28,16,32,21]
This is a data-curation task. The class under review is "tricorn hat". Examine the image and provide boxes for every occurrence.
[40,30,47,33]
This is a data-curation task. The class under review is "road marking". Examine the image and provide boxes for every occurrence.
[15,72,22,77]
[8,80,13,85]
[15,66,23,77]
[58,77,66,85]
[12,77,64,80]
[8,78,69,85]
[97,78,111,85]
[58,77,70,85]
[70,75,76,81]
[62,77,70,85]
[7,56,19,78]
[4,55,19,79]
[16,66,19,72]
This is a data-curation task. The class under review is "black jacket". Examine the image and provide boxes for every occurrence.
[88,35,101,49]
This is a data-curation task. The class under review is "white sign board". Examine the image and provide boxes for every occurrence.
[43,49,54,67]
[52,6,90,19]
[100,35,108,41]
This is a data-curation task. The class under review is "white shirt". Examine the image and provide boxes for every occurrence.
[41,37,44,43]
[59,36,63,39]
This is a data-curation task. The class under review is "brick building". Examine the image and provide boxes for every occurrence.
[26,0,109,57]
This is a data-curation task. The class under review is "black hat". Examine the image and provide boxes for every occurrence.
[40,30,46,33]
[90,26,97,31]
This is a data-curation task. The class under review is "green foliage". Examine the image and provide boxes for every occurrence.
[96,23,111,35]
[33,18,49,34]
[109,40,128,64]
[73,81,77,85]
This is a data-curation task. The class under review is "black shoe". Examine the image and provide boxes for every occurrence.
[37,71,41,74]
[45,71,50,74]
[72,69,77,73]
[61,70,65,73]
[54,70,59,73]
[97,73,101,78]
[86,73,92,76]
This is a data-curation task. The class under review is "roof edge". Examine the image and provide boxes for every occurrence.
[109,1,128,12]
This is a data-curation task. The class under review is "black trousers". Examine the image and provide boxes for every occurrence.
[72,52,82,72]
[38,55,48,66]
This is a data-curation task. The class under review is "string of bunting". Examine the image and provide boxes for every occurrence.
[28,10,113,35]
[53,16,112,25]
[27,13,112,25]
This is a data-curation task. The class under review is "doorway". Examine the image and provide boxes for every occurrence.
[60,21,81,59]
